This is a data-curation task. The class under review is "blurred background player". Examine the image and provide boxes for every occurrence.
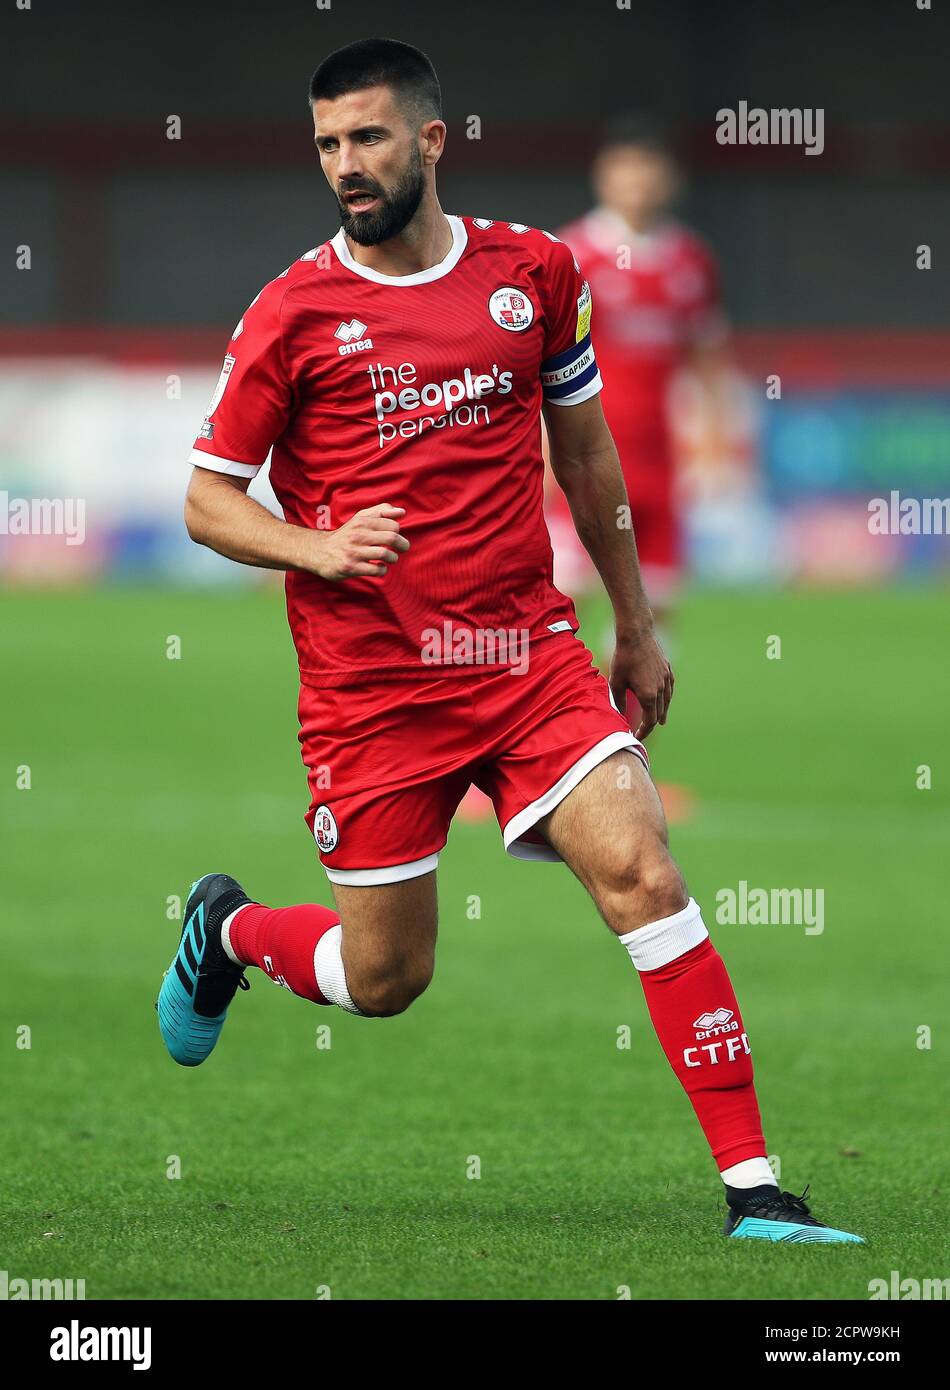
[549,119,734,814]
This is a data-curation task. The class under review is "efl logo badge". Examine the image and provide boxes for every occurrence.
[313,804,339,853]
[334,318,373,355]
[488,287,535,332]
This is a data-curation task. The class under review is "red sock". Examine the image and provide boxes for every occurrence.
[227,903,339,1005]
[623,901,767,1170]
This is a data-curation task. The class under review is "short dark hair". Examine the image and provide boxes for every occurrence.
[598,114,673,160]
[308,38,442,124]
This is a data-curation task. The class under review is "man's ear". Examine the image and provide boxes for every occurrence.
[420,119,447,166]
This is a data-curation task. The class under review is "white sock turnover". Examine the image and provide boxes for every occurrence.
[720,1156,778,1190]
[314,924,365,1015]
[220,904,251,966]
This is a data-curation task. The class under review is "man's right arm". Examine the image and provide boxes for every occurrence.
[184,466,409,581]
[186,270,408,581]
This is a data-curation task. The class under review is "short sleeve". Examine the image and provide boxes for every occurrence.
[189,281,292,478]
[539,236,602,408]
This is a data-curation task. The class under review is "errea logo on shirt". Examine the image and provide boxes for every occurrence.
[335,319,374,355]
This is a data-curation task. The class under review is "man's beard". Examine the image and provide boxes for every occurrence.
[337,147,426,246]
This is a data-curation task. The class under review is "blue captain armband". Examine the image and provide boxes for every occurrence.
[540,333,603,406]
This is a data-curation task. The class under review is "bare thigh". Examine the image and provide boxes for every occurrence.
[329,871,438,1015]
[537,751,687,934]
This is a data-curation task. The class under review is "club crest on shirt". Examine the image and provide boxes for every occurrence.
[313,804,339,852]
[488,287,535,332]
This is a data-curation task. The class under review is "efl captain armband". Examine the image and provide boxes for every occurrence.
[540,333,601,406]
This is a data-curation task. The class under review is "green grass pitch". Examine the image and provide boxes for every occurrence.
[1,583,947,1300]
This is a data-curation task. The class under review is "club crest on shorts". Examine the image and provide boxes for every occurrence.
[488,287,535,332]
[313,804,339,852]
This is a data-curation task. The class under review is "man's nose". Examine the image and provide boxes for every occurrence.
[336,142,364,181]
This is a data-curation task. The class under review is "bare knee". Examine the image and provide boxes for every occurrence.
[597,842,688,933]
[332,875,438,1017]
[348,957,434,1017]
[639,852,689,922]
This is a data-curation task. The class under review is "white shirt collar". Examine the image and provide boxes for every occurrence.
[330,214,468,286]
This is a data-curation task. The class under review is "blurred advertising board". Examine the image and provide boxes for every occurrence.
[1,330,948,586]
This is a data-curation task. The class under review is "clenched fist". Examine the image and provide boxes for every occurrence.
[311,503,410,581]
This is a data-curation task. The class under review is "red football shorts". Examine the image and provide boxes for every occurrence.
[298,633,649,885]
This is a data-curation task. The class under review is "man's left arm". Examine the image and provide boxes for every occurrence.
[543,393,674,739]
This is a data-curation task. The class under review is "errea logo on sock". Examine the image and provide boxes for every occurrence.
[693,1008,737,1039]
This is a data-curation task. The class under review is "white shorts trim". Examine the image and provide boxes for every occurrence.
[324,851,440,887]
[502,731,649,863]
[189,448,260,478]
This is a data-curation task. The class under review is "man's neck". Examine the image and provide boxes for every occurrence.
[344,197,453,278]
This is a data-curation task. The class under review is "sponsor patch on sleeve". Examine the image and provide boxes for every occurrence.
[206,353,236,417]
[575,281,592,343]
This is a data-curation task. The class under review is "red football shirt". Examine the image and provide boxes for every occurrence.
[190,215,600,685]
[557,210,725,503]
